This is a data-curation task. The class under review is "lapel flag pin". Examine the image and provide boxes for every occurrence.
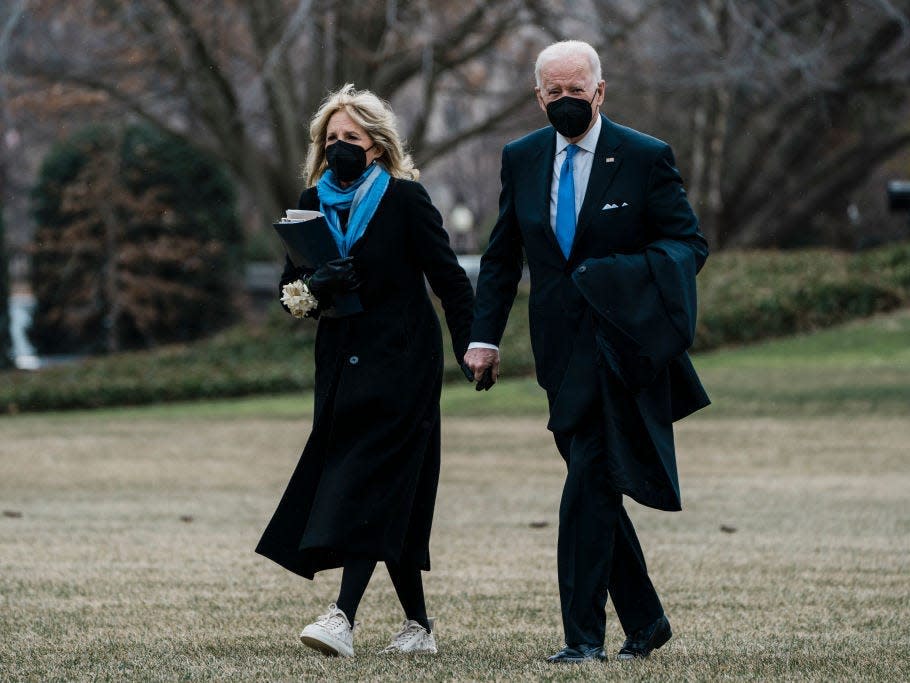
[606,156,615,163]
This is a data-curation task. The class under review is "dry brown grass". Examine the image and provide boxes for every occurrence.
[1,407,908,681]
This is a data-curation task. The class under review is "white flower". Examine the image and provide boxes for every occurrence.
[281,279,318,318]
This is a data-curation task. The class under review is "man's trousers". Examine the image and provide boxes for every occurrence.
[553,421,665,646]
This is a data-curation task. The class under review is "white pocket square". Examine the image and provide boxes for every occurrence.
[602,202,629,210]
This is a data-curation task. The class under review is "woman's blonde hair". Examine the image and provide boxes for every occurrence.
[303,83,419,186]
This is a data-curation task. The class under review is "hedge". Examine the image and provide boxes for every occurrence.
[694,244,910,350]
[2,243,908,414]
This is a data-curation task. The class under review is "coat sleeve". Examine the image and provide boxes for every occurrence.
[470,145,524,346]
[644,144,709,270]
[405,182,475,362]
[277,188,323,318]
[641,143,708,347]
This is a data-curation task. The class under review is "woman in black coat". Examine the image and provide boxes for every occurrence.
[255,84,474,658]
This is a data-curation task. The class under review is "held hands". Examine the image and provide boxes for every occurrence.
[460,362,494,390]
[307,257,361,302]
[462,347,500,391]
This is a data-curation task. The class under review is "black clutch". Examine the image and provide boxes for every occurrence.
[273,216,363,317]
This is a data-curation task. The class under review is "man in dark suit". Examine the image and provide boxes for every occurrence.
[463,40,710,663]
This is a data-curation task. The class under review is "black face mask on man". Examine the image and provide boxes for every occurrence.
[545,91,597,139]
[326,139,374,183]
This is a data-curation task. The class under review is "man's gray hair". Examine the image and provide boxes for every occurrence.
[534,40,602,88]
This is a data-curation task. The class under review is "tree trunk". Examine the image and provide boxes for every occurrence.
[689,94,709,213]
[705,87,730,248]
[98,134,123,354]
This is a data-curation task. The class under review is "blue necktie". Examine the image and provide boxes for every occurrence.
[555,144,579,258]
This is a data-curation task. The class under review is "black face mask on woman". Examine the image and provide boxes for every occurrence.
[545,91,597,139]
[326,139,374,183]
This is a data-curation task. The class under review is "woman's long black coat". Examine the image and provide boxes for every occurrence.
[255,178,474,579]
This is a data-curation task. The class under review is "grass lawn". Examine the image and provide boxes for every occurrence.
[1,310,908,680]
[695,307,910,416]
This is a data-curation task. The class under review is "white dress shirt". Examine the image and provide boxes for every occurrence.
[550,114,601,231]
[468,115,603,356]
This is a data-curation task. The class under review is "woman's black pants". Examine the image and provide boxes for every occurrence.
[335,555,430,632]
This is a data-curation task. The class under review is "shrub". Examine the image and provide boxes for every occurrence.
[852,242,910,291]
[1,304,316,413]
[694,244,910,350]
[28,124,243,355]
[2,243,909,414]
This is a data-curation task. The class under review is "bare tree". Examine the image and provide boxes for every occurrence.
[636,0,910,247]
[4,0,601,227]
[433,0,910,249]
[7,1,905,251]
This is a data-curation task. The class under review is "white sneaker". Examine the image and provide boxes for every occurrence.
[299,603,355,657]
[380,618,438,654]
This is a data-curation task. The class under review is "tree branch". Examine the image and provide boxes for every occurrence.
[245,0,307,174]
[729,127,910,247]
[261,0,314,82]
[415,89,530,165]
[371,1,491,95]
[11,60,182,144]
[155,0,244,139]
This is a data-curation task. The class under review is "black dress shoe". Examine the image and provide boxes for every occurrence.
[617,614,672,660]
[546,644,607,663]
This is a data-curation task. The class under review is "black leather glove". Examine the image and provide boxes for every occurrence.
[307,257,361,302]
[475,366,495,391]
[460,362,495,390]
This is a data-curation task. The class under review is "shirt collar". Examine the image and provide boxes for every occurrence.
[556,114,602,156]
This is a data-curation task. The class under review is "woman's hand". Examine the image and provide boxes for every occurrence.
[307,257,362,302]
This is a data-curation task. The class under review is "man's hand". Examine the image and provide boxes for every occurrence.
[463,347,500,391]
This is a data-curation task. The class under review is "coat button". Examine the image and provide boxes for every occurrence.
[349,355,359,365]
[577,265,587,273]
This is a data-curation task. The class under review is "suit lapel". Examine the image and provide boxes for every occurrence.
[528,130,560,256]
[570,115,624,261]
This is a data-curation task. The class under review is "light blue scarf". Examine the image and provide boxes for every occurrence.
[316,163,391,257]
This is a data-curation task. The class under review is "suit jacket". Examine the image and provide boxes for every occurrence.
[471,114,709,511]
